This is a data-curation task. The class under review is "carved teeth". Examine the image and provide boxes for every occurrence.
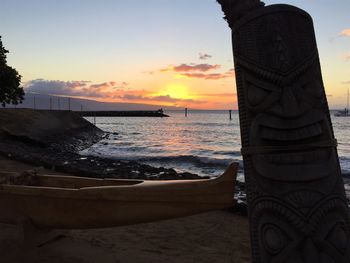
[261,123,322,141]
[265,150,329,164]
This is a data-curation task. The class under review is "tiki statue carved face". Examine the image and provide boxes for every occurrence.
[235,6,339,195]
[229,4,350,262]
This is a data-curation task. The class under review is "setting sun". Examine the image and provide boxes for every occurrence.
[155,84,191,100]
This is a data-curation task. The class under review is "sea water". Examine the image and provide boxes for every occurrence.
[82,110,350,183]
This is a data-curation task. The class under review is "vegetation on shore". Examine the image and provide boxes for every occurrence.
[0,36,24,107]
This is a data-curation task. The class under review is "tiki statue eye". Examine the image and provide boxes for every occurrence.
[301,80,323,99]
[262,224,287,255]
[247,83,270,106]
[327,223,348,252]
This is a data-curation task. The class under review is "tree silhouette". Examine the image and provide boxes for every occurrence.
[0,36,24,107]
[217,0,264,28]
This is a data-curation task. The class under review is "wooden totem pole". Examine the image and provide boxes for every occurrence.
[217,1,350,262]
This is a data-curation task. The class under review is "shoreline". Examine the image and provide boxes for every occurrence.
[0,133,205,181]
[0,109,202,180]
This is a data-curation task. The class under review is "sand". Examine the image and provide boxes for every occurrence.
[0,157,250,263]
[1,211,250,263]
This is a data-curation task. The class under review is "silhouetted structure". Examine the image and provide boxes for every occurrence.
[334,89,350,117]
[218,1,350,262]
[80,110,169,117]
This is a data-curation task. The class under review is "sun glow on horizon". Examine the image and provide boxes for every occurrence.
[153,84,193,100]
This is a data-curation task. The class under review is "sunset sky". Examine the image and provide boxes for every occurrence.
[0,0,349,109]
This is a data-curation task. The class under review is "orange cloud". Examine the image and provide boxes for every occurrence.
[161,63,220,73]
[201,93,236,97]
[339,28,350,37]
[159,62,234,81]
[179,70,235,80]
[345,53,350,61]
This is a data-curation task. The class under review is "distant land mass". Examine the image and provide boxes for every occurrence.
[5,93,341,113]
[6,93,181,111]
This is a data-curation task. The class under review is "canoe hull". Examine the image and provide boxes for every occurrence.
[0,163,237,229]
[0,193,233,229]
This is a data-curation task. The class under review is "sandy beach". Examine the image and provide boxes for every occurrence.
[1,211,250,263]
[0,157,250,263]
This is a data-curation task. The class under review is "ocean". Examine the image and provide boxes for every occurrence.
[82,110,350,184]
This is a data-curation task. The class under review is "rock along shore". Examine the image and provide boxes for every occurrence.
[0,108,202,180]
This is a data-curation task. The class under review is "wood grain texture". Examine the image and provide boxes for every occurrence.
[218,2,350,262]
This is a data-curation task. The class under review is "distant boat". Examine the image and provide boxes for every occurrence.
[0,163,237,229]
[334,89,350,117]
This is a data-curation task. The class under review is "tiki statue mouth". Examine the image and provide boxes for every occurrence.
[250,111,337,182]
[252,149,337,182]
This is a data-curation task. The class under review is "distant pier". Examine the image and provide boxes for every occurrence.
[80,109,169,117]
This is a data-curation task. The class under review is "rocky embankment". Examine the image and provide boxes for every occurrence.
[0,109,202,180]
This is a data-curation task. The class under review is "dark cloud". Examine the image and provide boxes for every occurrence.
[90,82,111,89]
[25,79,90,96]
[24,79,127,98]
[90,81,128,89]
[199,53,212,60]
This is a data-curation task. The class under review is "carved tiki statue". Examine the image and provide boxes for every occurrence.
[217,1,350,262]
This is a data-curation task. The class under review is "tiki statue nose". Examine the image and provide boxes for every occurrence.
[302,237,320,263]
[281,85,299,117]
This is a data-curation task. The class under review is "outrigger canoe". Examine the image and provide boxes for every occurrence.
[0,163,237,229]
